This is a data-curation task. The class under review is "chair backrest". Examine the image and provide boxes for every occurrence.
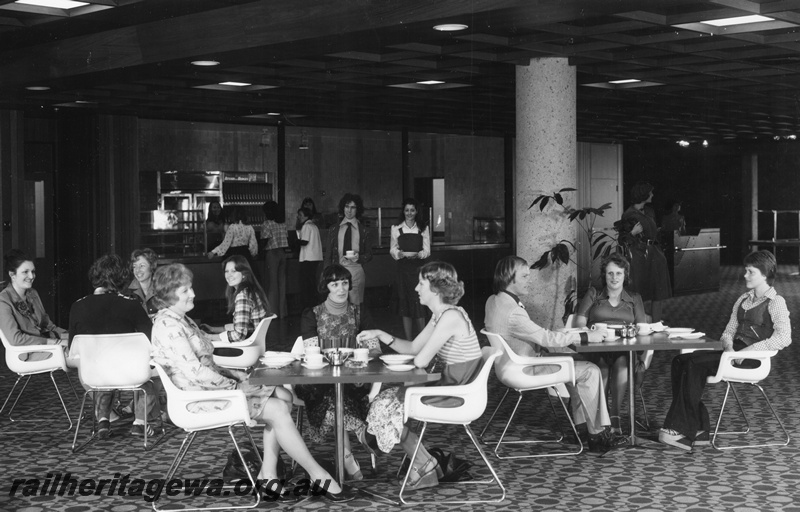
[708,350,776,384]
[252,314,276,354]
[461,346,502,421]
[290,335,305,356]
[0,324,68,374]
[482,329,575,389]
[564,314,575,329]
[72,333,152,388]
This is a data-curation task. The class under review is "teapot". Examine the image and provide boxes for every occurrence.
[622,323,638,338]
[326,350,350,367]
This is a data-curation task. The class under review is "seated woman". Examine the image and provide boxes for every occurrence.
[295,264,380,481]
[0,249,68,361]
[69,254,161,438]
[123,248,159,316]
[200,255,272,356]
[149,263,354,502]
[659,250,791,451]
[357,261,483,490]
[573,253,647,434]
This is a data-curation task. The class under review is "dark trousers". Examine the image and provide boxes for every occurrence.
[662,351,722,441]
[298,260,321,310]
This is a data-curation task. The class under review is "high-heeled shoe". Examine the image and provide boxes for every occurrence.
[344,452,363,481]
[357,428,379,469]
[610,416,623,435]
[404,456,439,490]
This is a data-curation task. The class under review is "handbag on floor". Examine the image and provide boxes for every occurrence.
[222,447,285,482]
[429,447,472,483]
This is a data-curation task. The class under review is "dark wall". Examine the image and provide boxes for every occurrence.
[623,142,744,265]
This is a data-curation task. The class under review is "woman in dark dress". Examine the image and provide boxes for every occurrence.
[390,198,431,340]
[620,182,671,322]
[294,264,380,481]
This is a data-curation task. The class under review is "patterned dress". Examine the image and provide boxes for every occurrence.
[366,305,483,452]
[150,308,275,419]
[294,302,374,442]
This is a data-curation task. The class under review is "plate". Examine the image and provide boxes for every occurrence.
[670,332,705,339]
[380,354,414,364]
[607,324,624,330]
[603,335,619,341]
[301,362,328,370]
[665,328,694,334]
[263,360,296,369]
[262,355,297,364]
[386,364,415,372]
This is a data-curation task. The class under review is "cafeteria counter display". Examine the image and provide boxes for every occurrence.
[670,228,724,295]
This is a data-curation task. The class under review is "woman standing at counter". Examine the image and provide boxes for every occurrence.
[205,200,226,253]
[620,182,671,322]
[261,201,288,318]
[0,249,68,361]
[208,206,258,272]
[390,198,430,339]
[327,193,372,306]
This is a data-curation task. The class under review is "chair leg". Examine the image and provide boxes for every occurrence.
[290,405,304,474]
[479,387,510,439]
[491,389,582,459]
[399,421,506,505]
[636,386,651,431]
[72,390,99,453]
[1,372,74,433]
[712,382,790,450]
[153,425,261,512]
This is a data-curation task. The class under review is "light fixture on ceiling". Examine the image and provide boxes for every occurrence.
[219,81,251,87]
[417,80,445,85]
[191,60,220,67]
[14,0,87,8]
[433,23,468,31]
[26,86,50,91]
[267,112,281,116]
[702,15,773,27]
[677,140,690,147]
[608,79,640,85]
[702,140,709,148]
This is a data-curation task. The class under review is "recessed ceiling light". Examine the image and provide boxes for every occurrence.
[26,86,50,91]
[15,0,87,8]
[191,60,220,67]
[219,81,251,87]
[702,15,773,27]
[677,140,690,147]
[267,112,281,116]
[433,23,468,32]
[417,80,445,85]
[608,79,640,84]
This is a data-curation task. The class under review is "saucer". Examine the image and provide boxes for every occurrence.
[386,364,415,372]
[604,335,619,341]
[301,362,328,370]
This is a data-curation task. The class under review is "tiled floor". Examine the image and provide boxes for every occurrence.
[1,266,799,511]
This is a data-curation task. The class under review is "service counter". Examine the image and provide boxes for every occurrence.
[669,228,723,295]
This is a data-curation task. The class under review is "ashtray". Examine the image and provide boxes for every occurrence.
[345,360,368,369]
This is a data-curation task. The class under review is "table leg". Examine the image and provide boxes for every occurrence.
[335,381,345,485]
[628,354,636,446]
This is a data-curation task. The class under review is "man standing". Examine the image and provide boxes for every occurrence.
[297,207,323,309]
[484,255,625,452]
[327,193,372,305]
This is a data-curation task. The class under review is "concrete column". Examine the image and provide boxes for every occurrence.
[515,58,576,328]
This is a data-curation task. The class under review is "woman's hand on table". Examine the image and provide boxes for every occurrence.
[357,329,391,345]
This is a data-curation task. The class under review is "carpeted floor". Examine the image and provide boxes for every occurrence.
[1,266,799,511]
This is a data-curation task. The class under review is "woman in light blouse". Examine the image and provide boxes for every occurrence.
[208,206,258,269]
[390,198,431,339]
[150,263,354,502]
[0,249,67,361]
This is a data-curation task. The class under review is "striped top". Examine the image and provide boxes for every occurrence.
[432,305,482,364]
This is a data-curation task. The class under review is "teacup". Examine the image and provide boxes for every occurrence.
[353,348,369,363]
[591,322,608,332]
[636,323,653,335]
[305,353,324,367]
[345,250,355,258]
[305,346,321,357]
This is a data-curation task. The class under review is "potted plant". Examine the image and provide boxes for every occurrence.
[528,187,631,322]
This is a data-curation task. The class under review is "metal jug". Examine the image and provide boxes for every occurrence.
[622,323,638,338]
[327,350,349,366]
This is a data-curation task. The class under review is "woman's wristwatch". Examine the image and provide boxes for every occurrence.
[384,336,395,346]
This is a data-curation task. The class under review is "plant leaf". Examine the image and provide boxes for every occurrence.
[539,196,550,211]
[557,187,577,193]
[528,195,545,210]
[555,243,571,265]
[554,193,563,205]
[530,251,551,270]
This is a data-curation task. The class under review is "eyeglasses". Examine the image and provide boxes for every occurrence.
[132,264,150,271]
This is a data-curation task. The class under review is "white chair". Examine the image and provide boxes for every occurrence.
[480,330,583,458]
[70,333,161,452]
[212,315,276,369]
[399,346,505,505]
[0,327,78,433]
[706,350,789,450]
[152,363,261,512]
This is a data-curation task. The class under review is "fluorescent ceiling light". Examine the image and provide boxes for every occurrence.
[417,80,445,85]
[702,15,773,27]
[26,86,50,91]
[608,79,640,84]
[267,112,281,116]
[191,60,220,67]
[15,0,88,8]
[433,23,468,31]
[219,81,251,87]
